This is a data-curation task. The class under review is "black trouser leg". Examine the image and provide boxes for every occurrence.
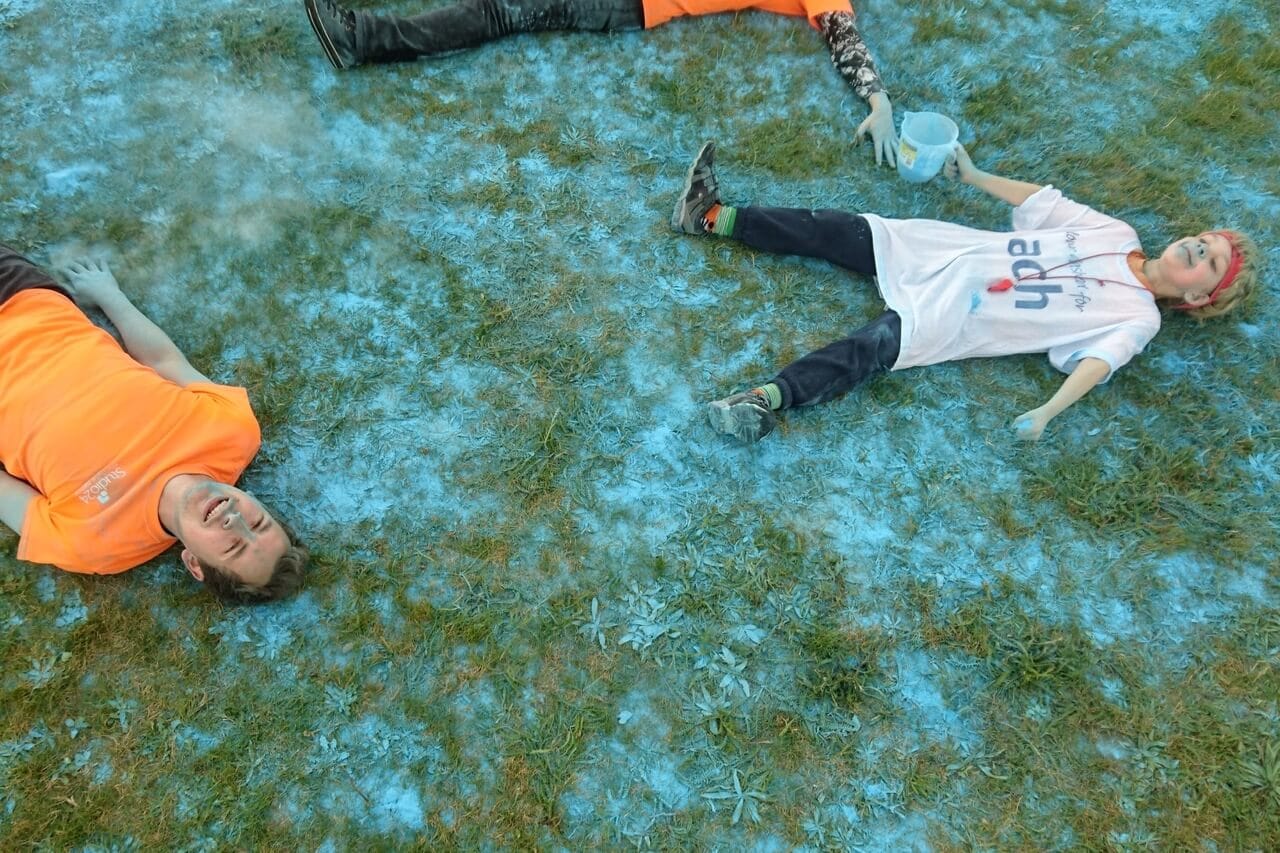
[726,207,898,408]
[357,0,645,63]
[732,206,877,276]
[772,311,901,409]
[0,244,72,305]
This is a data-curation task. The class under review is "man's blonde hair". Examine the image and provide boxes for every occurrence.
[1183,230,1260,321]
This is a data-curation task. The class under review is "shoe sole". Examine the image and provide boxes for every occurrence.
[305,0,347,71]
[670,141,715,233]
[707,400,765,443]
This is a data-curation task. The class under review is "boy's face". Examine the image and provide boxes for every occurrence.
[1157,232,1233,305]
[171,481,291,586]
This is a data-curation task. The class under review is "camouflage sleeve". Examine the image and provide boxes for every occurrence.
[816,10,886,103]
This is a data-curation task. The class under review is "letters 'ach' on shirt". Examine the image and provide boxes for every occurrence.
[0,290,261,574]
[641,0,852,29]
[863,186,1161,380]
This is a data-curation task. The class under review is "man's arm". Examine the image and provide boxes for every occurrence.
[61,260,211,388]
[1013,357,1112,441]
[945,143,1044,207]
[816,11,896,166]
[0,470,38,535]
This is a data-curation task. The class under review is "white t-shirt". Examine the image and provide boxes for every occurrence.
[862,186,1161,381]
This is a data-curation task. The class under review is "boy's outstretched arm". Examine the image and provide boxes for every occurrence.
[945,144,1044,206]
[1014,357,1111,441]
[59,260,211,388]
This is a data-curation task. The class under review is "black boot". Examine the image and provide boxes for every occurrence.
[304,0,361,70]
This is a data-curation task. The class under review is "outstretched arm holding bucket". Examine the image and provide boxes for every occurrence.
[944,144,1042,205]
[946,143,1168,440]
[670,141,1260,445]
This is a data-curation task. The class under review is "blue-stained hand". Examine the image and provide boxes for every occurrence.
[857,101,897,167]
[1013,409,1049,442]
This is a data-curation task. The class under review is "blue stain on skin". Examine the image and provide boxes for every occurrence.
[969,291,982,313]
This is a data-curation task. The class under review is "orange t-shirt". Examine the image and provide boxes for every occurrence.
[642,0,851,29]
[0,290,261,574]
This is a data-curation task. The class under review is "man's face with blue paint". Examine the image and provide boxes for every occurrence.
[172,480,290,586]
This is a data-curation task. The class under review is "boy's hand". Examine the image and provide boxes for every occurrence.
[944,144,981,185]
[61,259,121,310]
[1013,408,1051,441]
[857,92,897,167]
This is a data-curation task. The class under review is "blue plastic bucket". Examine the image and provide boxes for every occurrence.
[896,111,959,183]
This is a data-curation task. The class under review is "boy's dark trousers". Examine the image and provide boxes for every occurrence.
[731,207,902,410]
[0,244,72,306]
[355,0,645,63]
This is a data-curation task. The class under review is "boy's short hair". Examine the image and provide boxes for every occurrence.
[1184,230,1260,321]
[199,519,310,604]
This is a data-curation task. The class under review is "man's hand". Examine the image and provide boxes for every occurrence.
[56,258,210,387]
[60,258,121,310]
[944,143,981,185]
[857,92,897,167]
[1013,407,1051,442]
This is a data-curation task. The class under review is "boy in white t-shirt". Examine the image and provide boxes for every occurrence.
[671,142,1260,443]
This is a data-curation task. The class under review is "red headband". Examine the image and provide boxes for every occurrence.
[1173,231,1243,311]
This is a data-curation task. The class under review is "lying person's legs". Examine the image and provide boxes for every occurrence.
[729,206,878,277]
[769,311,902,409]
[305,0,645,70]
[671,143,900,442]
[672,142,878,275]
[706,312,902,442]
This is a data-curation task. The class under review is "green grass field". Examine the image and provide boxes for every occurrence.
[1,0,1277,848]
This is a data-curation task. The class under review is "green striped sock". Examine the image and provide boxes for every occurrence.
[711,205,737,237]
[758,383,782,410]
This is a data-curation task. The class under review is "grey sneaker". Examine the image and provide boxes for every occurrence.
[671,141,721,234]
[707,388,777,443]
[305,0,359,70]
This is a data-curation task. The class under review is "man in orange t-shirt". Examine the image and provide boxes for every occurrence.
[302,0,898,165]
[0,245,308,603]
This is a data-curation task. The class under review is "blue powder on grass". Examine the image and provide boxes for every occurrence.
[35,574,57,603]
[370,779,425,833]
